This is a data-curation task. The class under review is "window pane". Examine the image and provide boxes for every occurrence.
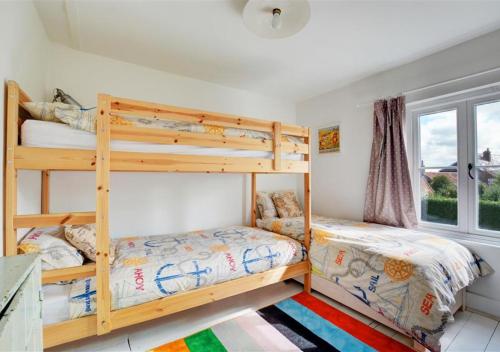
[476,100,500,166]
[477,167,500,232]
[419,109,457,168]
[420,169,458,225]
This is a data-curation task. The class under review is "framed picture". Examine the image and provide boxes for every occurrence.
[318,124,340,153]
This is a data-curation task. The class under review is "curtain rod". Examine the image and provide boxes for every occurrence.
[356,65,500,109]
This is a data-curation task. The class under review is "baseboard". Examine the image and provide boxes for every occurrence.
[466,292,500,320]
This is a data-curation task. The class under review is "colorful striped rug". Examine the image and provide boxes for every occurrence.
[150,292,413,352]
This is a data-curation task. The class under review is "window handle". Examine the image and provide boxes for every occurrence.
[468,163,475,180]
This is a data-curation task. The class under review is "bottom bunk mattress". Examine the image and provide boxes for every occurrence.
[42,284,71,325]
[65,226,305,320]
[257,216,492,352]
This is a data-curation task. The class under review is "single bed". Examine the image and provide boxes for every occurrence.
[41,225,305,324]
[21,119,302,160]
[257,215,492,352]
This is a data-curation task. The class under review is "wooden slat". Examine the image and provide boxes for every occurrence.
[109,151,309,173]
[273,122,282,171]
[41,170,50,213]
[282,141,309,154]
[96,94,112,335]
[14,146,96,170]
[44,315,97,349]
[42,263,96,284]
[282,125,309,138]
[110,124,274,152]
[111,261,309,329]
[110,96,308,137]
[5,81,20,256]
[14,147,309,173]
[251,173,257,227]
[303,129,312,294]
[13,212,96,228]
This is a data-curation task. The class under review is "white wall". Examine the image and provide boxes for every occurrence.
[0,1,51,255]
[37,44,299,238]
[297,29,500,315]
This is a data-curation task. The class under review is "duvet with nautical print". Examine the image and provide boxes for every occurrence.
[258,216,492,352]
[69,226,305,319]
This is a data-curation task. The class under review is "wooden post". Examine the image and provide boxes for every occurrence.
[272,122,282,171]
[4,81,19,256]
[303,128,312,293]
[251,173,257,227]
[41,170,50,213]
[96,94,112,335]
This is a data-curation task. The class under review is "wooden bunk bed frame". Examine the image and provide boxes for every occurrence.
[4,81,312,348]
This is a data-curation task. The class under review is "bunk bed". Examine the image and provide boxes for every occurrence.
[4,81,312,348]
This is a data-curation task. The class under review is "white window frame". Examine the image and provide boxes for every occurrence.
[467,94,500,237]
[408,87,500,239]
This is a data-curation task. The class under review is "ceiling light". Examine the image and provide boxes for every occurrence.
[243,0,310,39]
[272,8,282,29]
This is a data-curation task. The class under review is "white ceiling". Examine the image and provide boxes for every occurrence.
[35,0,500,102]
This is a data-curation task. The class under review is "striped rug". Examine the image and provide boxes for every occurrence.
[150,292,413,352]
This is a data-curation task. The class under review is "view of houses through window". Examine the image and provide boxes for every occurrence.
[414,96,500,236]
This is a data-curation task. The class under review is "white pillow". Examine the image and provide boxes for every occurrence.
[18,226,84,270]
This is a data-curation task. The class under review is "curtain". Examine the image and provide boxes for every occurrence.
[363,96,417,228]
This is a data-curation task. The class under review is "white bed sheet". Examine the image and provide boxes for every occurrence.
[21,120,301,160]
[42,284,71,325]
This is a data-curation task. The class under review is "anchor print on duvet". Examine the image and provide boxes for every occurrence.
[257,216,492,352]
[69,226,305,319]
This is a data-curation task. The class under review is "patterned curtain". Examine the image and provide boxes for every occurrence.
[363,96,417,228]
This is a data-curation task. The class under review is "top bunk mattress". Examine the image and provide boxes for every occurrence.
[21,120,302,160]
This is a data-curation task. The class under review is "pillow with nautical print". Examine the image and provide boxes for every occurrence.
[22,102,70,123]
[271,191,303,218]
[18,226,84,270]
[256,191,278,219]
[64,224,116,264]
[54,105,97,133]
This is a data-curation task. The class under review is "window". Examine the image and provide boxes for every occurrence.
[410,91,500,237]
[472,99,500,233]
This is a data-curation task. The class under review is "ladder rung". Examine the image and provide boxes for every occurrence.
[42,263,96,284]
[13,212,96,228]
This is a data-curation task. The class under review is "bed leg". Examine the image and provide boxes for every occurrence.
[41,170,50,213]
[304,272,312,294]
